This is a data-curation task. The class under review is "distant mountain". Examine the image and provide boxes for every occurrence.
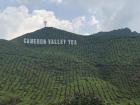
[0,27,140,105]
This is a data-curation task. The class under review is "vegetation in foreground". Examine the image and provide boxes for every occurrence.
[0,27,139,105]
[51,93,105,105]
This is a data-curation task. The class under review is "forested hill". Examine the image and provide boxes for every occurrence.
[12,27,85,45]
[0,27,140,105]
[11,27,140,65]
[12,27,140,46]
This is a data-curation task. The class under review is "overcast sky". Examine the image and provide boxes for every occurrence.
[0,0,140,39]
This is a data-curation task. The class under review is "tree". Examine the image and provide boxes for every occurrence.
[51,93,105,105]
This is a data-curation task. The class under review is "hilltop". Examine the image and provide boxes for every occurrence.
[0,27,140,105]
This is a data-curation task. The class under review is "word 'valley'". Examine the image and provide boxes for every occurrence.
[24,38,77,45]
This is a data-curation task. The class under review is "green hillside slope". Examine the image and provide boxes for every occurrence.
[0,27,140,105]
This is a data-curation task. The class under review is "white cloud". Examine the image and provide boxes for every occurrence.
[0,5,86,40]
[16,0,36,4]
[1,0,140,39]
[90,16,101,32]
[72,16,85,32]
[16,0,63,4]
[62,0,140,32]
[50,0,63,4]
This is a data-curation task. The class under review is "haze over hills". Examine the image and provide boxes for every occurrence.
[0,27,140,105]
